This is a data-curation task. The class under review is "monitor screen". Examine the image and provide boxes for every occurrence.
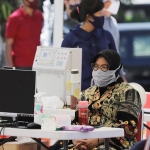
[0,69,36,117]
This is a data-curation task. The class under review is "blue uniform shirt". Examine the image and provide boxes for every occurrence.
[61,25,117,90]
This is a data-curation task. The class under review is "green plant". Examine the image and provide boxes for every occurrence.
[0,0,20,24]
[0,1,12,22]
[0,0,20,39]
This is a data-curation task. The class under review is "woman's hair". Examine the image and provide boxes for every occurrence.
[70,0,104,22]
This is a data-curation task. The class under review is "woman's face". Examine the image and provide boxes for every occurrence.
[94,57,110,71]
[85,1,104,23]
[93,10,104,17]
[69,0,80,5]
[87,10,103,22]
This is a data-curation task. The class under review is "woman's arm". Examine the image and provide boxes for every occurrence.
[115,88,142,139]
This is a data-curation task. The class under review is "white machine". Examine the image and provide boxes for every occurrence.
[32,46,82,103]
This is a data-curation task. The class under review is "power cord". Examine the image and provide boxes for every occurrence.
[0,124,6,150]
[0,120,18,150]
[0,120,16,128]
[0,118,31,150]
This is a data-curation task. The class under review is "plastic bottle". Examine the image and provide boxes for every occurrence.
[34,92,46,124]
[78,101,88,125]
[70,69,80,109]
[66,70,71,108]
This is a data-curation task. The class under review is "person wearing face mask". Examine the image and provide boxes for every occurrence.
[63,0,81,35]
[61,0,117,91]
[103,0,127,82]
[5,0,43,70]
[69,49,142,150]
[64,0,81,18]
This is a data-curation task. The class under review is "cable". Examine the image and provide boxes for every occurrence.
[2,126,5,139]
[2,125,6,150]
[0,123,17,150]
[0,124,6,150]
[144,123,150,130]
[0,117,30,150]
[0,120,17,150]
[1,142,4,150]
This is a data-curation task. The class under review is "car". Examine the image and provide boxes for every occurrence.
[118,22,150,92]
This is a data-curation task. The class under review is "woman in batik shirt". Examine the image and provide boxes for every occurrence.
[71,50,142,150]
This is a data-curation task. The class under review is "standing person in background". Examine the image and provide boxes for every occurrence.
[61,0,117,91]
[5,0,43,70]
[64,0,81,18]
[103,0,120,51]
[64,0,80,35]
[103,0,127,82]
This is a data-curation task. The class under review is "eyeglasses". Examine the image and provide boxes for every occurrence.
[91,63,109,72]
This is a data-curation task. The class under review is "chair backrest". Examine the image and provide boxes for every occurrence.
[136,109,144,142]
[129,83,146,141]
[129,82,146,107]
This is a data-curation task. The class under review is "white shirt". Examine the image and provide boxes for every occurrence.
[103,16,120,53]
[103,16,126,75]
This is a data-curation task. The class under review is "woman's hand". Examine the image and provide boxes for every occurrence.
[73,138,99,150]
[85,138,98,150]
[73,140,87,150]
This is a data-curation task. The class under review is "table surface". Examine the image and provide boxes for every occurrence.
[0,127,124,140]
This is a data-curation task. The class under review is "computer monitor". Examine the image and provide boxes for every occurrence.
[32,46,82,104]
[0,69,36,117]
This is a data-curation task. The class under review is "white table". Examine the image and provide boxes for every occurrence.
[0,127,124,139]
[0,127,124,150]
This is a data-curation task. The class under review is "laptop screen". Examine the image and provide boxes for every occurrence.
[0,69,36,116]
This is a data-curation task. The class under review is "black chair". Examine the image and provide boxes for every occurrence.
[131,139,146,150]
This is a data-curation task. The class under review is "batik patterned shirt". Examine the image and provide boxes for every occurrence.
[70,78,142,150]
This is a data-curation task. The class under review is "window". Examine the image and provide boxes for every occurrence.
[119,30,150,58]
[133,35,150,57]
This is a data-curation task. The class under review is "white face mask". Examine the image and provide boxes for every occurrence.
[92,65,120,87]
[103,0,120,15]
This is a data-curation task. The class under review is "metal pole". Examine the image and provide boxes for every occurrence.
[53,0,64,47]
[104,138,109,150]
[63,140,68,150]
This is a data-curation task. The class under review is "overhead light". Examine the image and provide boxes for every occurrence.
[131,0,150,4]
